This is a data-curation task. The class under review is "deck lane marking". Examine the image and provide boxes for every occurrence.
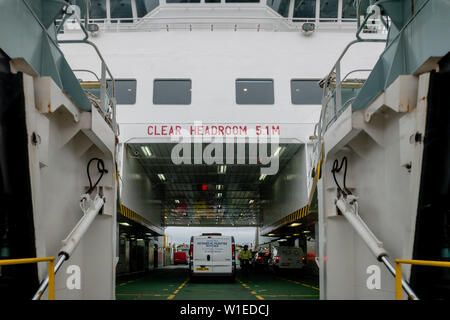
[237,278,264,300]
[116,293,170,297]
[167,277,189,300]
[262,294,319,297]
[277,276,320,291]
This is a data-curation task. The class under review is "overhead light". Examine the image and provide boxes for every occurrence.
[286,236,291,238]
[259,174,267,181]
[157,173,166,181]
[218,165,227,174]
[218,204,222,209]
[141,146,152,157]
[119,222,131,226]
[289,222,302,227]
[273,146,285,157]
[243,88,248,92]
[278,239,287,242]
[174,199,180,204]
[216,193,222,198]
[293,233,300,236]
[145,233,152,235]
[268,233,275,236]
[216,184,223,190]
[249,200,254,204]
[303,230,311,234]
[164,216,167,219]
[137,238,143,241]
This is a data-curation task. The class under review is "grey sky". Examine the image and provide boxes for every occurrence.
[165,226,257,246]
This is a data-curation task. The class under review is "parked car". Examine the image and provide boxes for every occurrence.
[174,251,188,265]
[189,233,236,280]
[269,246,305,271]
[252,251,270,269]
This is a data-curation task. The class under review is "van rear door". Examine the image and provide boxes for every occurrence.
[193,236,214,273]
[211,236,232,273]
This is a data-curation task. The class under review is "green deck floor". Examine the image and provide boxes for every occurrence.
[116,266,319,300]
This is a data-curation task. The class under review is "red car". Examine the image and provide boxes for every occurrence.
[174,251,188,265]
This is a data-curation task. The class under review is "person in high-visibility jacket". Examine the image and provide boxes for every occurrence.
[239,245,252,272]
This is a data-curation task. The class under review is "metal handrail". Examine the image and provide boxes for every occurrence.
[57,14,119,136]
[0,257,56,300]
[73,69,101,82]
[316,7,387,140]
[394,259,450,300]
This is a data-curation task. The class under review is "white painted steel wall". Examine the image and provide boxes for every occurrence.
[263,144,308,226]
[60,29,384,143]
[319,74,429,299]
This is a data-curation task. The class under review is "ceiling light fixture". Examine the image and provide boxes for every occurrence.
[259,174,267,181]
[273,146,285,157]
[289,222,302,227]
[157,173,166,181]
[218,165,227,174]
[141,146,152,157]
[119,222,131,227]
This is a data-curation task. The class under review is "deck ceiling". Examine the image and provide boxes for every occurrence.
[127,142,300,226]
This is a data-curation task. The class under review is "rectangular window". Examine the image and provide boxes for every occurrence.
[110,0,133,22]
[89,0,107,19]
[267,0,290,17]
[225,0,259,3]
[153,79,192,105]
[236,79,274,105]
[320,0,338,19]
[107,79,137,105]
[136,0,159,17]
[166,0,201,3]
[342,0,370,19]
[293,0,316,19]
[291,80,322,105]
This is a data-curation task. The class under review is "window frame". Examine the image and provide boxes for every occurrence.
[153,78,192,105]
[290,79,323,105]
[235,78,275,105]
[107,78,137,105]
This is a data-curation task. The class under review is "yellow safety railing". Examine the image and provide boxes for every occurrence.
[395,259,450,300]
[0,257,56,300]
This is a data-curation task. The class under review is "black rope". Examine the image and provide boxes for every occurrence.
[86,158,108,194]
[331,156,351,195]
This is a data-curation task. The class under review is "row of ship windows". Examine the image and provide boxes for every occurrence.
[78,0,371,21]
[108,79,322,105]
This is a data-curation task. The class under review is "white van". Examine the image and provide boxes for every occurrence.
[189,233,236,280]
[269,246,305,270]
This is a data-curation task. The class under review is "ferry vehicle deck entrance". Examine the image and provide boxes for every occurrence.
[1,0,449,302]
